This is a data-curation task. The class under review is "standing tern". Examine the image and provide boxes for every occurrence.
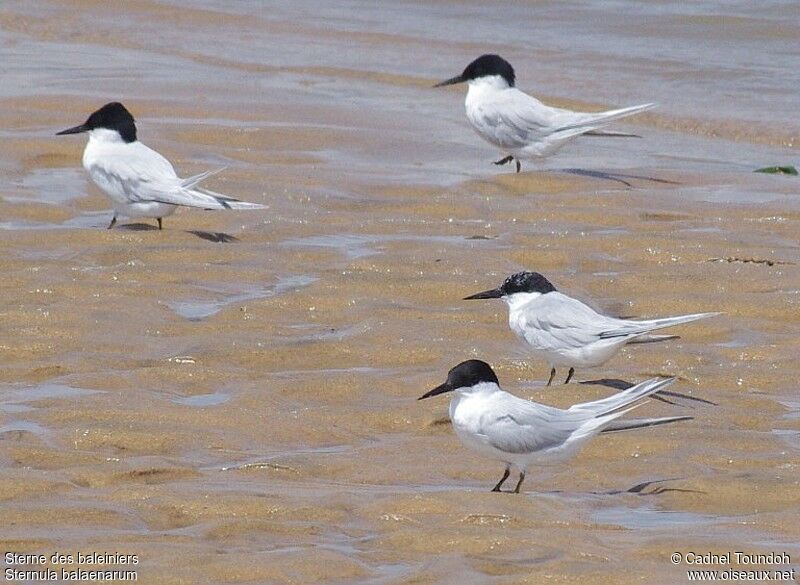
[435,54,655,173]
[419,360,689,493]
[56,102,264,229]
[465,271,719,385]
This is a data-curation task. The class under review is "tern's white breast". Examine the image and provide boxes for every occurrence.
[449,384,525,465]
[464,76,520,151]
[81,131,179,218]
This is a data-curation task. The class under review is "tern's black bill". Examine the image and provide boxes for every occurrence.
[56,124,89,136]
[434,74,466,88]
[418,382,453,400]
[463,288,503,300]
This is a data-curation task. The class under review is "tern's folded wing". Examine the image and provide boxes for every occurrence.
[598,312,719,339]
[473,91,654,151]
[515,293,615,351]
[470,89,560,149]
[88,146,262,210]
[487,89,629,141]
[87,143,181,203]
[478,395,580,455]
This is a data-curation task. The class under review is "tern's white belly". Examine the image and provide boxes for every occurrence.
[515,336,627,368]
[114,200,176,219]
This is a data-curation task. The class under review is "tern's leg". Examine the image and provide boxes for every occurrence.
[157,217,163,230]
[515,159,521,173]
[491,466,511,492]
[564,367,575,385]
[513,472,526,494]
[107,215,117,229]
[546,367,556,387]
[493,155,514,166]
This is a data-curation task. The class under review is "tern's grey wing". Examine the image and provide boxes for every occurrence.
[489,89,625,141]
[470,89,563,149]
[89,143,259,209]
[87,142,183,203]
[478,393,582,454]
[502,93,590,132]
[516,293,621,351]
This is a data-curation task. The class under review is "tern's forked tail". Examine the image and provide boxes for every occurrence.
[587,102,656,125]
[599,311,721,340]
[170,166,265,210]
[569,377,676,417]
[584,103,656,126]
[181,167,227,190]
[190,188,265,210]
[556,102,656,136]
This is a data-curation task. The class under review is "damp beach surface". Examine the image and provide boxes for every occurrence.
[1,1,799,583]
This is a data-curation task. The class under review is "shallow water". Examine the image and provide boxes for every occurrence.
[165,275,316,321]
[1,1,799,583]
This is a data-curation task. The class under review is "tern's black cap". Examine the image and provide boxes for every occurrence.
[56,102,137,143]
[419,360,499,400]
[499,271,556,295]
[435,54,516,88]
[464,271,556,300]
[462,54,515,86]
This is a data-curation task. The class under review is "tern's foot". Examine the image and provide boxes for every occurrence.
[107,216,117,229]
[515,159,521,173]
[157,217,163,230]
[493,155,514,166]
[564,367,575,385]
[546,367,556,387]
[491,467,511,492]
[513,472,526,494]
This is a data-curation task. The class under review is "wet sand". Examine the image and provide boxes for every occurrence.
[1,1,799,583]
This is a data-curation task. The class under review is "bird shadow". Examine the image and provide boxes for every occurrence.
[658,389,717,406]
[186,230,240,243]
[116,222,159,231]
[580,378,634,391]
[555,168,681,188]
[579,378,717,406]
[534,478,704,498]
[601,477,705,497]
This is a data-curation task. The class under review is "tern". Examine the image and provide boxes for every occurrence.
[419,360,689,493]
[56,102,264,229]
[465,271,719,385]
[435,54,655,173]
